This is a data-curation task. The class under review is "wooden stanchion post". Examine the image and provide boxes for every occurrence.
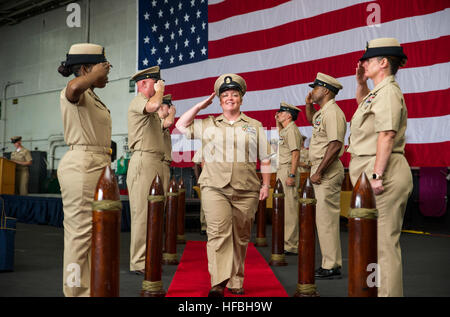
[176,178,186,244]
[163,178,179,265]
[348,172,378,297]
[91,166,122,297]
[255,197,268,247]
[269,179,287,266]
[294,177,319,297]
[141,174,165,297]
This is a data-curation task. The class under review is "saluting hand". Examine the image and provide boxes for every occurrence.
[168,105,176,116]
[91,62,110,79]
[154,80,165,92]
[196,92,215,110]
[356,61,368,85]
[305,92,313,105]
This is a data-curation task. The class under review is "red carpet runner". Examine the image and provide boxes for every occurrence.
[166,241,288,297]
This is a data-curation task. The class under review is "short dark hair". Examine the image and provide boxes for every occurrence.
[57,64,93,77]
[377,56,402,75]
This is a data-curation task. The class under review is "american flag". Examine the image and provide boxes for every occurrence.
[138,0,450,168]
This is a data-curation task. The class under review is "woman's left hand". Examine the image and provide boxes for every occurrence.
[259,186,269,200]
[370,179,384,195]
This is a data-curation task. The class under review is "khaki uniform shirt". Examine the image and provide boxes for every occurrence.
[60,88,112,147]
[299,147,311,172]
[128,92,165,156]
[347,75,407,156]
[161,119,172,163]
[309,99,347,164]
[185,112,273,192]
[278,121,303,167]
[11,147,32,170]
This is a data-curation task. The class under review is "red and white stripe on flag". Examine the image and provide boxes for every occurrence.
[144,0,450,168]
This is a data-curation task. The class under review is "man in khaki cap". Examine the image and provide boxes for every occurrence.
[127,65,166,274]
[176,73,273,297]
[349,37,412,296]
[275,102,303,255]
[158,94,176,187]
[305,72,346,279]
[57,43,112,297]
[10,136,32,195]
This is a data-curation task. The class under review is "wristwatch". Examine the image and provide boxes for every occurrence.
[372,173,383,180]
[288,173,296,178]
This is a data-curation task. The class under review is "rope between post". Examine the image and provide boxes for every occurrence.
[296,283,317,295]
[163,253,178,261]
[348,208,378,219]
[271,253,285,262]
[298,198,317,205]
[147,195,165,202]
[166,192,179,197]
[273,193,285,198]
[92,200,122,211]
[141,280,163,292]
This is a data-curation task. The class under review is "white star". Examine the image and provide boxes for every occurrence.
[201,0,205,2]
[158,10,163,18]
[196,36,200,44]
[174,42,178,50]
[175,18,179,26]
[189,50,195,58]
[170,7,174,14]
[202,22,206,30]
[144,36,150,44]
[170,56,174,64]
[178,28,183,36]
[164,0,168,3]
[178,53,183,61]
[191,0,195,6]
[196,10,201,18]
[184,13,190,22]
[157,57,162,65]
[151,46,157,55]
[142,58,149,66]
[170,32,175,40]
[165,45,170,53]
[151,24,157,32]
[191,25,196,33]
[152,0,157,7]
[201,46,207,55]
[165,21,170,29]
[144,12,149,20]
[184,38,189,47]
[178,2,182,10]
[158,34,164,42]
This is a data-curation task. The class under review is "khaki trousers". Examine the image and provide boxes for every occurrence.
[201,185,259,289]
[57,150,110,297]
[276,165,300,253]
[200,205,207,231]
[312,159,344,270]
[15,168,29,195]
[127,151,167,271]
[349,153,412,297]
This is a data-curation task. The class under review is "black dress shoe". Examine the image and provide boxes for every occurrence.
[130,269,145,275]
[315,267,342,280]
[284,251,298,256]
[228,287,244,295]
[208,285,225,297]
[200,230,207,236]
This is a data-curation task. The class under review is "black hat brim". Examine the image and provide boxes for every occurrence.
[360,46,407,61]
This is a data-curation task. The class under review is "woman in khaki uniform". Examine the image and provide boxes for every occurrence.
[275,102,302,255]
[57,43,112,297]
[176,74,273,297]
[348,38,413,297]
[10,136,32,195]
[158,94,176,187]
